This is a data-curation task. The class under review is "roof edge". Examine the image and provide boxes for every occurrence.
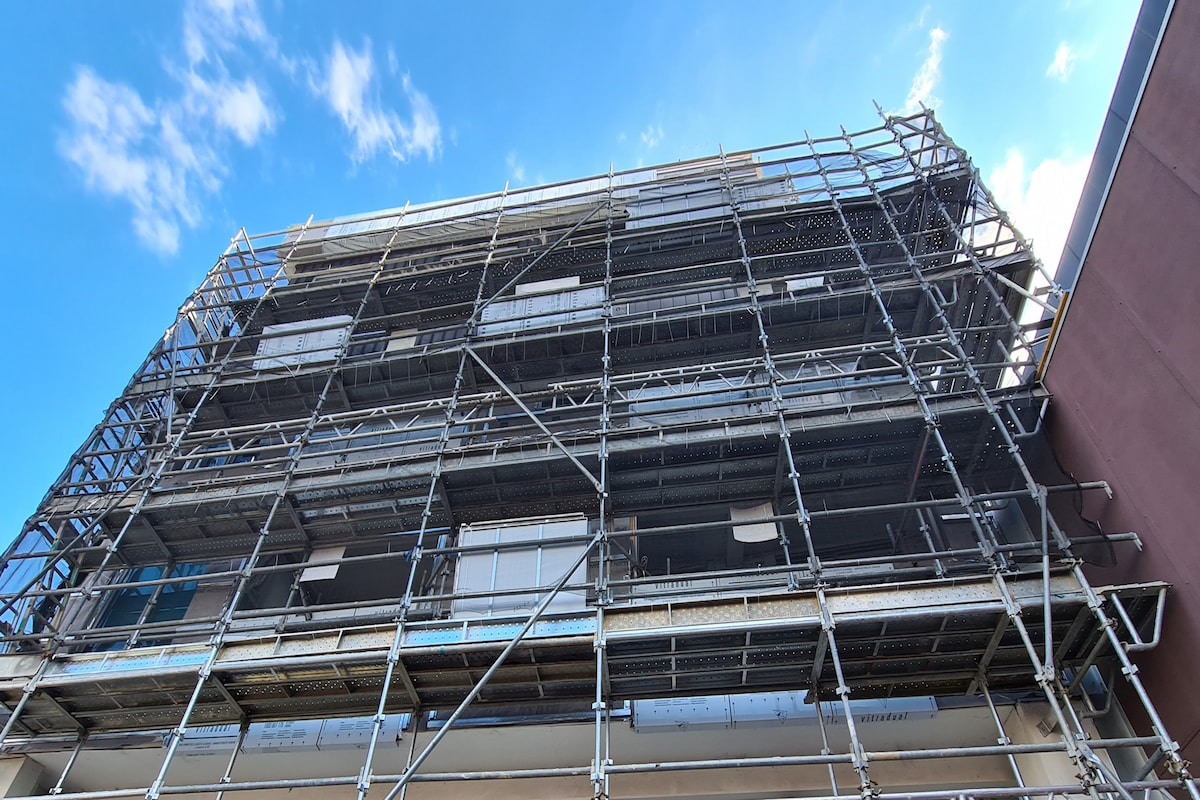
[1042,0,1174,374]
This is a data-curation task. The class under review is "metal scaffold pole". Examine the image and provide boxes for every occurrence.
[719,146,818,584]
[377,193,613,800]
[843,118,1195,800]
[883,112,1197,799]
[591,165,616,800]
[146,210,408,799]
[980,677,1031,800]
[355,188,508,799]
[882,113,1198,800]
[0,220,315,752]
[808,127,1108,800]
[380,530,605,800]
[1,112,1192,800]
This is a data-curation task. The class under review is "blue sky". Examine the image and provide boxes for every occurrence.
[0,0,1139,541]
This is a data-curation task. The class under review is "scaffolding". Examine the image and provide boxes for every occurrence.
[0,110,1192,800]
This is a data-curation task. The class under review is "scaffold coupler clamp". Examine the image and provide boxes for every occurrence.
[1167,753,1192,779]
[356,763,371,794]
[857,777,880,799]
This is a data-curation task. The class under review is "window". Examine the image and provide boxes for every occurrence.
[94,562,213,642]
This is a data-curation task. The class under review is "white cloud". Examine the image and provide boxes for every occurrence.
[311,39,441,163]
[988,147,1092,269]
[211,78,274,145]
[901,26,948,115]
[60,0,442,253]
[60,69,204,254]
[506,151,526,183]
[61,70,154,198]
[989,147,1090,387]
[641,124,664,149]
[402,75,441,160]
[183,0,273,67]
[915,5,930,30]
[177,0,277,149]
[1046,42,1078,82]
[59,0,278,254]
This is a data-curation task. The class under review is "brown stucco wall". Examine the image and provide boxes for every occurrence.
[1044,0,1200,762]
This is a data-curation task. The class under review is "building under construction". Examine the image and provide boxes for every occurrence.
[0,111,1193,800]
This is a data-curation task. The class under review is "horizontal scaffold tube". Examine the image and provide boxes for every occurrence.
[1,737,1165,798]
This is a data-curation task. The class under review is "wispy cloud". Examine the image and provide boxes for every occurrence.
[206,78,274,145]
[308,39,441,164]
[900,26,948,115]
[989,146,1090,386]
[61,70,185,254]
[505,151,526,184]
[59,0,442,254]
[892,4,931,46]
[182,0,274,68]
[641,124,664,149]
[989,147,1091,268]
[59,0,278,254]
[177,0,279,145]
[1046,42,1079,82]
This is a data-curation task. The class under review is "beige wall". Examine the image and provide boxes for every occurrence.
[16,702,1111,799]
[0,757,45,798]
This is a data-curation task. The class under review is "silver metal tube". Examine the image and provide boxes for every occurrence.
[1070,562,1200,800]
[11,778,1187,800]
[48,734,87,795]
[1134,747,1165,782]
[813,691,841,795]
[719,146,811,580]
[898,111,1197,800]
[0,678,37,744]
[592,606,606,799]
[1110,589,1166,652]
[1041,486,1054,674]
[0,510,1130,609]
[1084,744,1139,800]
[8,735,1168,800]
[596,171,616,800]
[474,202,605,317]
[996,571,1105,800]
[147,212,407,800]
[465,347,603,491]
[394,713,422,800]
[981,679,1030,800]
[359,188,508,799]
[830,123,1107,800]
[212,724,247,800]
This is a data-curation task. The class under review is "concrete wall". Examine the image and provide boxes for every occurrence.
[1044,0,1200,763]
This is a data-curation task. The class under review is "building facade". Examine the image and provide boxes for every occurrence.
[1044,0,1200,767]
[0,112,1192,799]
